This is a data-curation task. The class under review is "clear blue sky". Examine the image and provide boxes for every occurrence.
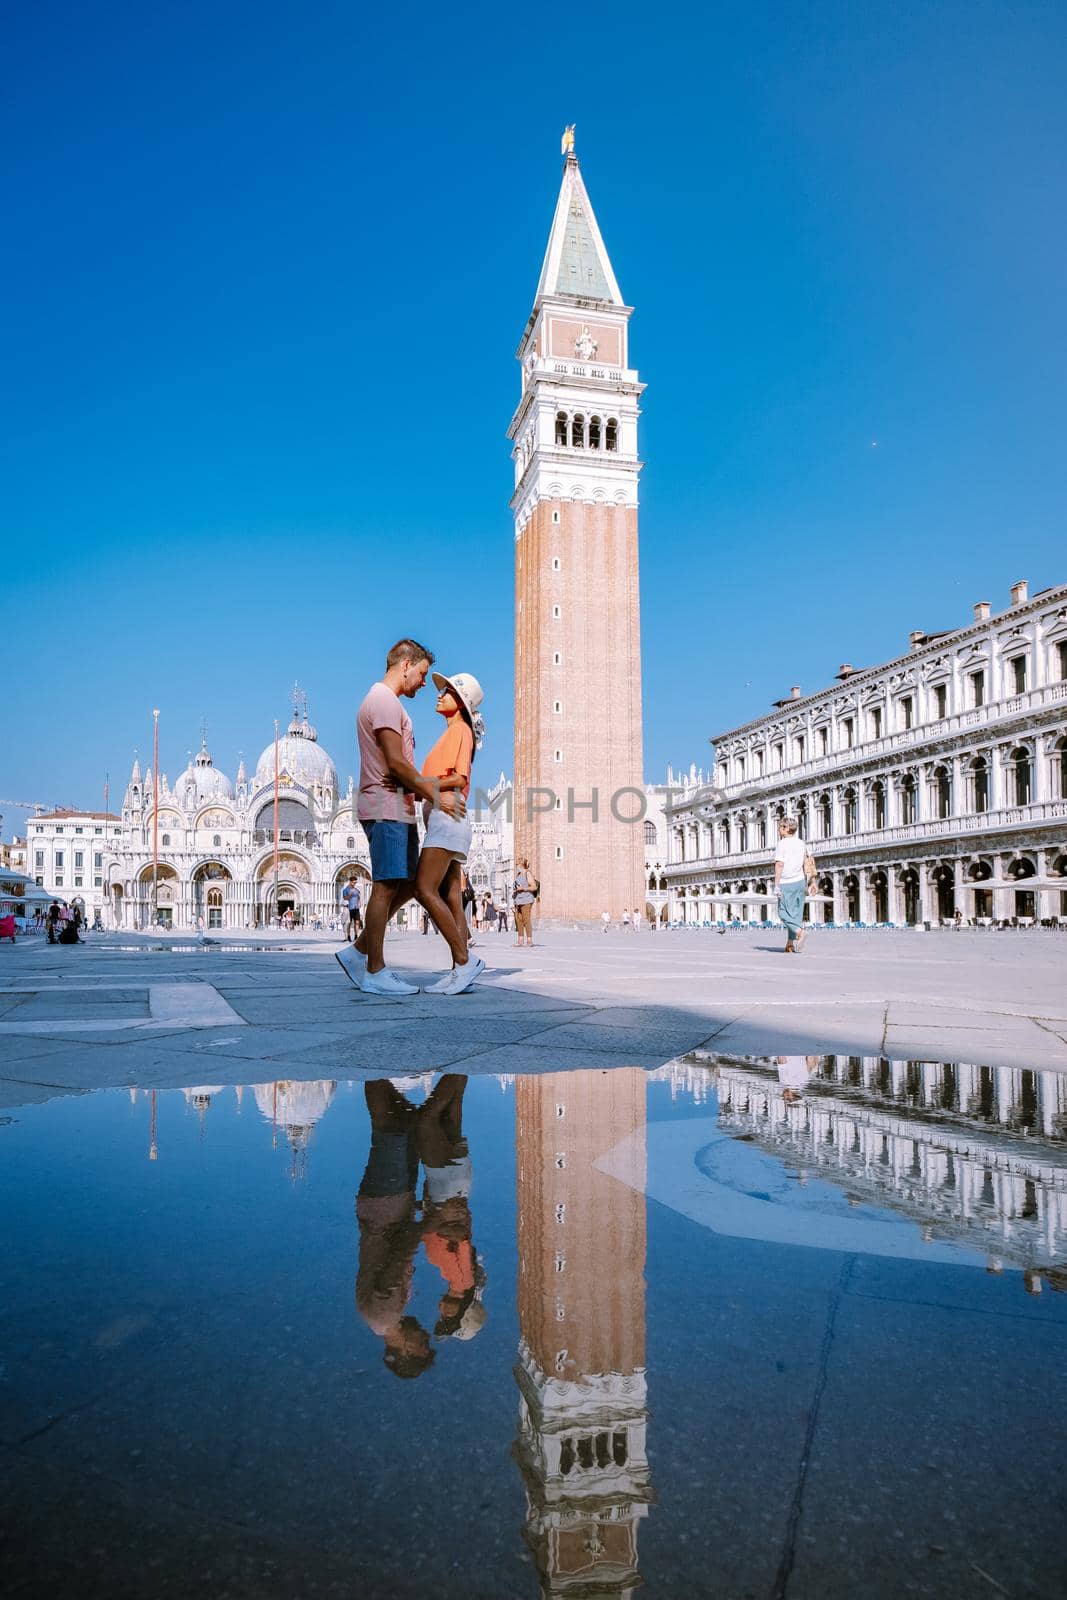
[3,1,1065,833]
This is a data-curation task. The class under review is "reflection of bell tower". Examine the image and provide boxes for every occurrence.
[514,1069,651,1596]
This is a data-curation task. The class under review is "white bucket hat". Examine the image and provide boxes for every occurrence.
[432,671,485,747]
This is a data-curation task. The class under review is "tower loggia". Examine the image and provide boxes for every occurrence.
[509,140,645,919]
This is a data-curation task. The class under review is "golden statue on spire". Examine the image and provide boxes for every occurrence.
[561,124,575,157]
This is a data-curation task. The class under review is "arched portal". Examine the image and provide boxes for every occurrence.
[844,872,860,922]
[933,862,955,919]
[900,867,920,926]
[136,863,179,929]
[870,870,889,924]
[256,852,311,927]
[192,861,233,929]
[1007,857,1036,920]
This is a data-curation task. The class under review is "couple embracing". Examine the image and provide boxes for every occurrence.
[337,638,485,997]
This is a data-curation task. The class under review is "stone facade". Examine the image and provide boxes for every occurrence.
[665,580,1067,925]
[510,147,645,921]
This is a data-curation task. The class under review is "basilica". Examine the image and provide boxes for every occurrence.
[21,699,514,931]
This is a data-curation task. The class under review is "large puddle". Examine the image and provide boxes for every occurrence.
[2,1055,1065,1598]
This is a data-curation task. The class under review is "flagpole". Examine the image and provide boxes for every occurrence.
[103,771,109,929]
[273,718,280,928]
[152,709,160,927]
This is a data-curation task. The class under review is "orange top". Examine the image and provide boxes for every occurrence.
[423,1232,475,1296]
[421,715,473,800]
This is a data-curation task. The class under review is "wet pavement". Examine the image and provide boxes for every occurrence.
[2,1051,1065,1599]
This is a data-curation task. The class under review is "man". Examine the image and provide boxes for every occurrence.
[336,639,478,996]
[355,1081,435,1381]
[773,817,815,955]
[341,875,363,942]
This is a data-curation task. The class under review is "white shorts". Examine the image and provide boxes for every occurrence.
[421,804,472,863]
[424,1156,473,1204]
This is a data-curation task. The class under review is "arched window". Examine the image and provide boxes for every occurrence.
[572,413,585,448]
[605,417,618,451]
[1009,746,1032,805]
[589,415,601,449]
[757,815,767,848]
[555,412,568,446]
[161,833,170,847]
[817,794,832,838]
[346,835,355,849]
[796,799,808,838]
[213,834,221,848]
[870,780,886,830]
[971,755,989,813]
[900,773,917,825]
[737,816,748,851]
[932,766,951,820]
[1056,738,1067,800]
[644,820,657,846]
[842,786,858,835]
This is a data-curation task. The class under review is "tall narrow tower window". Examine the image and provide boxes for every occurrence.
[551,557,561,571]
[606,416,618,451]
[553,701,562,714]
[551,509,561,524]
[572,413,585,448]
[552,605,561,619]
[589,415,601,449]
[555,412,568,445]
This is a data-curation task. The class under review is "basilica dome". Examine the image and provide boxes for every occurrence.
[254,713,338,796]
[179,743,235,803]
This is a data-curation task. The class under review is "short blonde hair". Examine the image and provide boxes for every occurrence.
[779,818,798,836]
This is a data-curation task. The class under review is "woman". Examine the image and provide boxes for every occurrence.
[513,858,538,947]
[416,671,487,996]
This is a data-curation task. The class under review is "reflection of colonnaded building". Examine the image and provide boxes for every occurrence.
[514,1069,652,1596]
[22,692,515,929]
[715,1057,1067,1270]
[665,580,1067,925]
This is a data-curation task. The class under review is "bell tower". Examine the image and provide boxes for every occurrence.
[509,136,645,920]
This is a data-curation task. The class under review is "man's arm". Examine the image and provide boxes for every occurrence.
[377,727,466,817]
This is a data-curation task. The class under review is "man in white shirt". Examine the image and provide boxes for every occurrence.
[773,818,813,955]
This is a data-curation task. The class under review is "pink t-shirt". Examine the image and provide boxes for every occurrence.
[357,682,416,823]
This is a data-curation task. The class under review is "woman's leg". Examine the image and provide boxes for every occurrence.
[442,863,468,967]
[415,849,468,966]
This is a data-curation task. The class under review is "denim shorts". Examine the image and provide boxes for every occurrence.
[362,819,419,883]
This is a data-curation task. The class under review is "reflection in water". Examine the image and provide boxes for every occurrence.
[355,1075,484,1379]
[253,1079,337,1178]
[515,1069,652,1596]
[715,1055,1067,1272]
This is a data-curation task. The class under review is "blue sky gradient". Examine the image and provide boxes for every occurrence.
[3,1,1065,830]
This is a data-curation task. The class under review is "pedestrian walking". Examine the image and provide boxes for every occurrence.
[341,875,363,942]
[513,859,538,946]
[773,818,816,955]
[601,910,611,933]
[633,907,644,933]
[335,638,470,997]
[621,908,631,933]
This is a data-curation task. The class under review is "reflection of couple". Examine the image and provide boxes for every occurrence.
[355,1075,485,1380]
[337,640,487,998]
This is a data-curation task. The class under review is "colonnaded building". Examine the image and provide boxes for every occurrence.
[23,699,516,931]
[664,579,1067,925]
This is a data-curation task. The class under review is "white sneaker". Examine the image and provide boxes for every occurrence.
[361,968,421,996]
[439,958,484,996]
[424,956,485,995]
[335,947,368,988]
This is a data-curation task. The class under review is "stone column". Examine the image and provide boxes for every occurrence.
[953,856,965,921]
[886,865,904,925]
[857,866,873,924]
[990,745,1007,813]
[832,871,848,924]
[992,851,1010,922]
[1034,734,1051,804]
[918,861,935,925]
